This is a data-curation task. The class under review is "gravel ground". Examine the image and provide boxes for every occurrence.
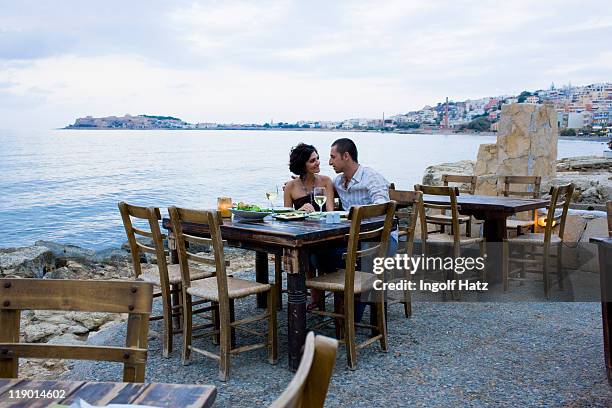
[64,271,612,407]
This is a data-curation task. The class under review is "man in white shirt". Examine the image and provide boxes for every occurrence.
[329,138,391,209]
[328,138,396,321]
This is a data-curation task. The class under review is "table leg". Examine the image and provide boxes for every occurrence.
[480,214,508,284]
[168,232,179,264]
[482,216,507,242]
[285,248,308,371]
[255,251,269,309]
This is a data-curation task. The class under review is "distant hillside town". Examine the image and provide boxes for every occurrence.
[66,82,612,136]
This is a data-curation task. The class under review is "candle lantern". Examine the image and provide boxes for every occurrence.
[217,197,232,218]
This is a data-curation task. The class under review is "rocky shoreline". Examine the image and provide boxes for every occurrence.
[423,155,611,208]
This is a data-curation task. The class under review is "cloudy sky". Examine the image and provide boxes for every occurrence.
[1,0,611,128]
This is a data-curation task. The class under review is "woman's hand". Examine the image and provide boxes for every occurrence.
[298,203,316,213]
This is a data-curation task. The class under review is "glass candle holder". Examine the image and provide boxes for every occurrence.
[217,197,232,218]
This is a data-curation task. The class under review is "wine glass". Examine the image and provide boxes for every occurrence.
[265,185,279,211]
[313,186,327,216]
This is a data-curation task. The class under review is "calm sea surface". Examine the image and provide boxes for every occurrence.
[0,129,605,249]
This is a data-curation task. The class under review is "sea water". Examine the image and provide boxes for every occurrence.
[0,129,604,249]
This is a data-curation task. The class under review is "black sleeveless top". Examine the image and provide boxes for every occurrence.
[292,193,327,212]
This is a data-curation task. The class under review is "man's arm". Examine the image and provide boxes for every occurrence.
[367,170,390,204]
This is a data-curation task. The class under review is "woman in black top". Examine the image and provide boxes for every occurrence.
[283,143,335,212]
[283,143,335,310]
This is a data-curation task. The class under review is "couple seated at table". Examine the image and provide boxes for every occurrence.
[284,138,396,314]
[284,138,391,213]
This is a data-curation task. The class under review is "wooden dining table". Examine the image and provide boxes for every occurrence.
[422,194,550,242]
[163,215,387,371]
[0,379,217,407]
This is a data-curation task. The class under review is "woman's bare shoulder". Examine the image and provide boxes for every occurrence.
[284,178,299,191]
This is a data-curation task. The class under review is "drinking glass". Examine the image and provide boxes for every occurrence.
[313,186,327,215]
[265,186,279,211]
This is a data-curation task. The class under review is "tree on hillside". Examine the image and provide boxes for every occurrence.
[517,91,532,103]
[464,117,491,132]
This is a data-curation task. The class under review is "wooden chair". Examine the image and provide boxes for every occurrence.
[169,206,277,381]
[503,184,574,298]
[270,332,338,408]
[306,202,396,370]
[429,175,477,237]
[501,176,541,236]
[119,202,213,358]
[388,186,424,317]
[442,174,477,195]
[0,279,152,382]
[414,184,487,293]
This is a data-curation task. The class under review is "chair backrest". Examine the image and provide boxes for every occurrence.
[542,184,574,242]
[168,207,228,303]
[413,184,460,243]
[343,202,396,298]
[270,332,338,408]
[501,176,541,199]
[442,174,477,195]
[118,202,168,281]
[502,176,542,223]
[0,279,152,382]
[607,200,612,237]
[388,186,425,255]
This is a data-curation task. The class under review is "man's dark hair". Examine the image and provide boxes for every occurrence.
[289,143,318,177]
[331,138,358,163]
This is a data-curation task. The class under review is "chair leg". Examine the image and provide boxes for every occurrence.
[345,299,357,370]
[543,245,550,299]
[403,279,412,317]
[452,244,461,300]
[502,240,509,292]
[229,299,236,349]
[333,292,344,340]
[267,287,278,364]
[275,255,283,311]
[176,286,184,331]
[376,297,388,352]
[478,240,487,282]
[557,245,564,290]
[161,285,173,358]
[181,292,193,365]
[218,305,231,382]
[212,303,220,345]
[170,284,182,331]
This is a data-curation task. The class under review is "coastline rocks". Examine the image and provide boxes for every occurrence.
[0,246,55,278]
[556,156,612,172]
[422,160,475,186]
[423,156,611,204]
[35,240,95,261]
[92,247,130,264]
[545,173,611,205]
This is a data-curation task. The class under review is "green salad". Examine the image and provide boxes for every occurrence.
[233,202,270,212]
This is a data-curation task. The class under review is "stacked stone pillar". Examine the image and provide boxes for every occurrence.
[474,103,558,195]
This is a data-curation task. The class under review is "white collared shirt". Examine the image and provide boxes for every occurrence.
[333,165,390,210]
